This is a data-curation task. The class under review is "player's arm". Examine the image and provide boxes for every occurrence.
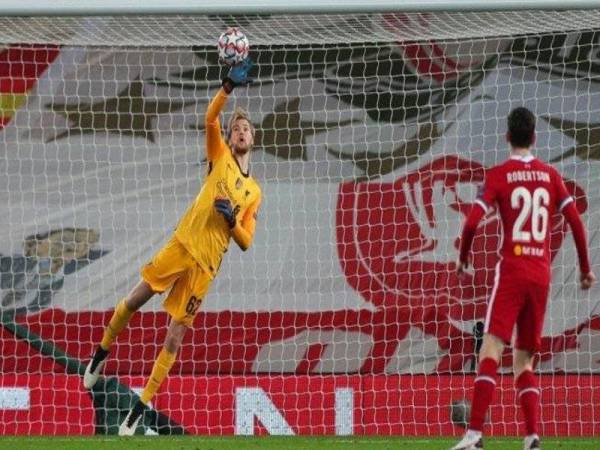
[204,89,229,162]
[457,171,497,275]
[205,58,254,163]
[214,196,261,251]
[457,204,486,274]
[231,197,261,251]
[555,175,596,289]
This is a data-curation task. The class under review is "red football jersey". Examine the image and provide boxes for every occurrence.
[475,154,572,284]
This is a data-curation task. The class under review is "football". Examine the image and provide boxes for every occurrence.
[450,399,471,428]
[217,27,250,66]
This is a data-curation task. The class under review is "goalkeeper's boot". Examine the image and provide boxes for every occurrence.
[523,434,541,450]
[451,430,484,449]
[119,400,146,436]
[83,346,109,389]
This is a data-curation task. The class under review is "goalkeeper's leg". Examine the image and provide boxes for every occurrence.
[119,319,186,436]
[83,280,155,389]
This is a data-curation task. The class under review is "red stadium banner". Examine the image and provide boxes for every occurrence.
[3,310,600,376]
[1,374,598,436]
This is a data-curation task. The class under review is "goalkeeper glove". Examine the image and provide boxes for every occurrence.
[214,198,237,228]
[222,57,253,94]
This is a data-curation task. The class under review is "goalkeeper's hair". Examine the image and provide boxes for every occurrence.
[227,107,255,140]
[507,106,536,148]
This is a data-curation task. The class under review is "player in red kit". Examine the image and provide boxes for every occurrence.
[451,107,596,450]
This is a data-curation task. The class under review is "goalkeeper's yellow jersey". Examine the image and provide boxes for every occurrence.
[175,89,261,279]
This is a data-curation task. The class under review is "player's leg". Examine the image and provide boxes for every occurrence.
[452,270,523,450]
[514,349,540,450]
[514,283,548,450]
[102,280,156,350]
[119,318,187,435]
[469,334,505,430]
[83,280,156,389]
[84,236,187,389]
[119,262,211,435]
[452,333,504,450]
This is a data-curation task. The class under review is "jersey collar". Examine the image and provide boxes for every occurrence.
[509,153,535,163]
[232,152,250,178]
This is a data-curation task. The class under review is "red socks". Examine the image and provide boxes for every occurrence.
[468,359,540,436]
[516,370,540,436]
[469,358,499,431]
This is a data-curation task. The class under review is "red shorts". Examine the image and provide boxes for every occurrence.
[484,264,550,352]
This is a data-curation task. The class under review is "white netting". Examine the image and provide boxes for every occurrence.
[0,11,599,45]
[0,10,599,436]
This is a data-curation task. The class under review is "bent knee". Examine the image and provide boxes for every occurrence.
[513,350,535,377]
[126,281,156,309]
[164,320,188,353]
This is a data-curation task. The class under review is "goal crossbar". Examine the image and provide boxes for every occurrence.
[0,10,600,46]
[2,0,600,16]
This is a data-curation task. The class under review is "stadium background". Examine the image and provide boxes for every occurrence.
[0,17,599,436]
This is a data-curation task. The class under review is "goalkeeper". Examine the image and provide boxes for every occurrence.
[83,58,261,435]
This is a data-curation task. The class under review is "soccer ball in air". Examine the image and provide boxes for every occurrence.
[217,27,250,66]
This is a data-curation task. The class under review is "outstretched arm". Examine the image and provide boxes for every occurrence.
[205,88,229,162]
[205,58,254,164]
[231,198,261,251]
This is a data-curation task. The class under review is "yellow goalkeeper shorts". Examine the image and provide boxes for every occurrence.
[141,235,212,327]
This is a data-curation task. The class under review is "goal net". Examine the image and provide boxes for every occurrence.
[0,9,599,437]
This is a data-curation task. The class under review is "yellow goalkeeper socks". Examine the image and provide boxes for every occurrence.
[100,299,134,351]
[140,348,177,405]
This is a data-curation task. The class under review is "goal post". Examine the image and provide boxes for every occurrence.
[0,1,599,437]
